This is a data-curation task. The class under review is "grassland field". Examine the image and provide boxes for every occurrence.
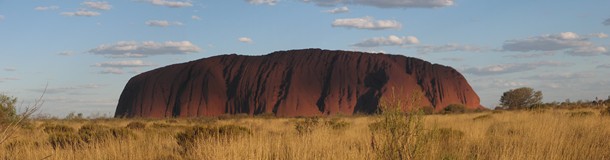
[2,108,610,160]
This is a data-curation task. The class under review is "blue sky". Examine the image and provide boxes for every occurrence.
[1,0,609,116]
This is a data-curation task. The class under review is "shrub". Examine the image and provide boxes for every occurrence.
[48,133,82,149]
[78,124,110,143]
[126,121,146,130]
[151,123,172,128]
[325,118,351,130]
[0,94,17,123]
[443,104,466,114]
[294,117,319,134]
[601,107,610,116]
[429,128,464,141]
[175,125,251,152]
[473,114,493,121]
[43,124,75,134]
[78,124,135,144]
[568,111,594,117]
[500,87,543,109]
[370,89,426,160]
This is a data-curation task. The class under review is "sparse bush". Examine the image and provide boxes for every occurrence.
[473,114,493,121]
[429,128,464,141]
[601,107,610,116]
[487,123,522,137]
[443,104,466,114]
[78,124,135,143]
[568,111,594,117]
[325,118,351,130]
[371,89,426,160]
[294,117,319,134]
[126,121,146,130]
[48,133,82,149]
[43,124,75,134]
[4,140,42,151]
[151,123,172,128]
[78,124,110,143]
[175,125,251,152]
[154,154,183,160]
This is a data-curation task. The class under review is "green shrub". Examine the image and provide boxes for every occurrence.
[126,121,146,130]
[43,124,75,134]
[48,133,82,149]
[443,104,466,114]
[294,117,319,134]
[0,93,17,124]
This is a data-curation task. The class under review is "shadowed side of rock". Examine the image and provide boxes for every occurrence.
[115,49,482,118]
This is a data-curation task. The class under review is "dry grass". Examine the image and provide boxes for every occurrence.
[1,108,610,160]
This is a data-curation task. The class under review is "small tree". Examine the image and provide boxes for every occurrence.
[0,93,17,123]
[500,87,543,109]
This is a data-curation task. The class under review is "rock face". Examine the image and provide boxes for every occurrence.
[115,49,483,118]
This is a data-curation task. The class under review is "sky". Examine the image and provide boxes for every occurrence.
[1,0,609,117]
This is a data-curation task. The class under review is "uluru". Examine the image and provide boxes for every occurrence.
[114,49,483,118]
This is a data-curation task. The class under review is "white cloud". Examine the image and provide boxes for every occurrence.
[246,0,278,5]
[89,41,201,57]
[526,72,595,80]
[99,68,124,74]
[490,79,528,88]
[505,52,557,59]
[332,16,401,30]
[502,32,592,52]
[0,15,5,21]
[83,1,112,10]
[566,46,608,56]
[93,60,155,68]
[325,6,349,14]
[353,35,418,47]
[34,5,59,11]
[604,18,610,26]
[29,84,105,94]
[597,64,610,69]
[238,37,253,43]
[191,15,201,20]
[94,60,155,75]
[302,0,454,8]
[440,57,463,62]
[3,68,16,72]
[412,44,484,54]
[463,61,573,76]
[589,33,608,38]
[61,9,101,17]
[0,77,19,83]
[58,51,76,56]
[143,0,193,8]
[145,20,183,27]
